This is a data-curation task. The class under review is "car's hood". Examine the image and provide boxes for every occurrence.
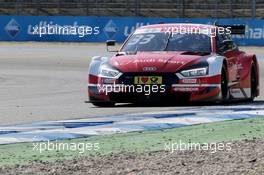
[109,51,209,73]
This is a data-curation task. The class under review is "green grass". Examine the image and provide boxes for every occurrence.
[0,116,264,166]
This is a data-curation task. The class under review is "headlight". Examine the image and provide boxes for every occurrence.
[181,67,208,77]
[99,65,121,78]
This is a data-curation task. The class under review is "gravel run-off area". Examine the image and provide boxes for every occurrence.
[1,139,264,175]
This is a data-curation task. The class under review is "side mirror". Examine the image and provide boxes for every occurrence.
[106,40,118,52]
[218,40,233,53]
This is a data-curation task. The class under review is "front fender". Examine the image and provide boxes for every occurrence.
[88,56,109,76]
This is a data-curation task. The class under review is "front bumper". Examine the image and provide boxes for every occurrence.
[88,73,222,103]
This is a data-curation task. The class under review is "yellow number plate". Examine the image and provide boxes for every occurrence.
[134,76,162,85]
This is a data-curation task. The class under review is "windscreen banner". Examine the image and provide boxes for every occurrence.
[0,15,264,45]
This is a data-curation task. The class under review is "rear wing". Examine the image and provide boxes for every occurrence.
[218,25,246,35]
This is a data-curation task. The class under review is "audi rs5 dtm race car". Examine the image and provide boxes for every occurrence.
[88,23,259,107]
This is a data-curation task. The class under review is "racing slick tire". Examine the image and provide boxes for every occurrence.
[221,66,229,102]
[250,64,257,101]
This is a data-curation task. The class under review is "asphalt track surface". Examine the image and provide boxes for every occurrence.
[0,42,263,126]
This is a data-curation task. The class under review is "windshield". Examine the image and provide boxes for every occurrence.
[121,32,211,53]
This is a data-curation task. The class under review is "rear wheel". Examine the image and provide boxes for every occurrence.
[92,102,115,107]
[250,64,257,101]
[221,66,229,102]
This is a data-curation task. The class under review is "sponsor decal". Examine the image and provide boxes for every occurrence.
[173,87,199,92]
[104,20,118,39]
[233,25,264,39]
[102,78,116,84]
[182,79,197,84]
[133,59,185,65]
[124,22,150,36]
[5,19,21,38]
[134,76,162,85]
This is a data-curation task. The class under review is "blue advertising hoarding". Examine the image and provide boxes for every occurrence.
[0,15,264,45]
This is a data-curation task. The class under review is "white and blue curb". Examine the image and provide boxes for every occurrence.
[0,104,263,144]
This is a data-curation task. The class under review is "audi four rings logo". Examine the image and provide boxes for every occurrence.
[143,67,157,71]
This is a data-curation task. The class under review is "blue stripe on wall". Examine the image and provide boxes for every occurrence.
[1,16,264,45]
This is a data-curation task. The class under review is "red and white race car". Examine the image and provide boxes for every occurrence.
[88,23,259,107]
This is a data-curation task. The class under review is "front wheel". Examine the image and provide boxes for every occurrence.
[221,66,229,102]
[250,64,257,101]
